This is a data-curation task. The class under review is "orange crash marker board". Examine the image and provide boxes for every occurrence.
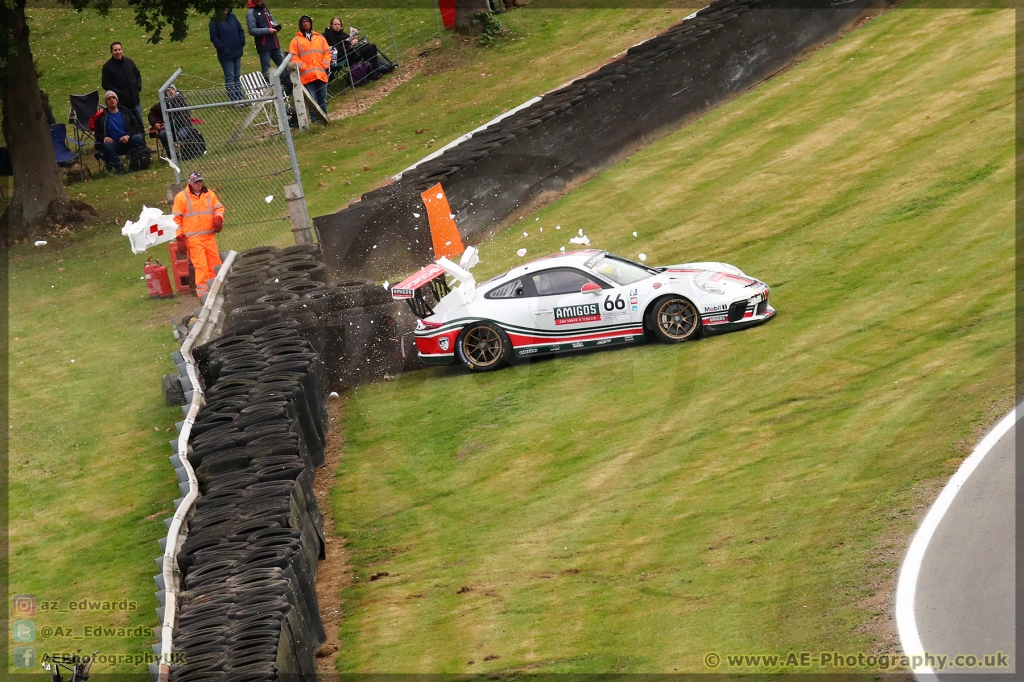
[421,183,464,260]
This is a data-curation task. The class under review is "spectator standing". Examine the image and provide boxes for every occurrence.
[210,6,247,101]
[93,91,145,174]
[289,16,331,121]
[101,42,144,126]
[246,0,285,86]
[173,171,225,299]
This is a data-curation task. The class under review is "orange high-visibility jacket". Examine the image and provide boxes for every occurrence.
[172,186,225,238]
[289,31,331,85]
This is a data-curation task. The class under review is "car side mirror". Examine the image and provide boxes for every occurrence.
[581,282,602,294]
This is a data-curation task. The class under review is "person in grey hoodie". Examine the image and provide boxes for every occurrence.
[246,0,285,86]
[210,6,247,101]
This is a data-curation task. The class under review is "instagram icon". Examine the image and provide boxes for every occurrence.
[12,595,35,617]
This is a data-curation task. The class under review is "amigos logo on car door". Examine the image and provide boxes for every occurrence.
[554,303,601,325]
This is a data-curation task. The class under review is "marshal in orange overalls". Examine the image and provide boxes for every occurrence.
[172,184,225,298]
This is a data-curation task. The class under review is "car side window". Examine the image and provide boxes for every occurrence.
[530,268,605,297]
[486,278,526,299]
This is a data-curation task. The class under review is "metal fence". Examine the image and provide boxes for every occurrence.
[158,68,307,252]
[324,1,444,108]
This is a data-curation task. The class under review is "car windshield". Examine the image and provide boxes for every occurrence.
[589,255,656,286]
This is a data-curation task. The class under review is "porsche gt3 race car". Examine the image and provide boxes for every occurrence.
[392,249,775,372]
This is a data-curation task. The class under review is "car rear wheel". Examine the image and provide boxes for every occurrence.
[456,322,511,372]
[646,296,701,343]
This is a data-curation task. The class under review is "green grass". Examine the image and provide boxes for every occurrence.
[332,5,1014,672]
[9,3,693,674]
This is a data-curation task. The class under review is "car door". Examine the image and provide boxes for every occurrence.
[527,267,618,333]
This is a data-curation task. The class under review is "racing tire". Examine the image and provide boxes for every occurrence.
[455,322,511,372]
[645,296,701,343]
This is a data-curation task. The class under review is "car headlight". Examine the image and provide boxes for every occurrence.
[694,279,725,295]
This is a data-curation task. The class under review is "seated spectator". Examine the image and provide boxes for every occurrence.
[323,17,385,81]
[148,102,169,153]
[93,90,145,174]
[149,87,204,153]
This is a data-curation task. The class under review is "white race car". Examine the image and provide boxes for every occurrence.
[392,249,775,372]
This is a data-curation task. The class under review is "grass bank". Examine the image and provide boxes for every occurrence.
[9,3,692,673]
[332,5,1014,672]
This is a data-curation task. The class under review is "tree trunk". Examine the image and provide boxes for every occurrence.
[454,0,490,35]
[1,0,90,244]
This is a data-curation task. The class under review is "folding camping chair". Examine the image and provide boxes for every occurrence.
[51,123,89,183]
[239,72,276,128]
[69,91,101,175]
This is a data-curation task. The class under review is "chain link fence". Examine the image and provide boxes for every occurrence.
[153,0,444,250]
[158,71,304,253]
[324,1,444,107]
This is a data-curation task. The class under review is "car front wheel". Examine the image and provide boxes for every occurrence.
[456,322,511,372]
[646,296,701,343]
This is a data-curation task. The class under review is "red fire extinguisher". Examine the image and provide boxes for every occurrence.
[145,258,175,299]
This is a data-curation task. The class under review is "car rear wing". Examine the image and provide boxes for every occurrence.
[391,263,451,318]
[391,246,480,318]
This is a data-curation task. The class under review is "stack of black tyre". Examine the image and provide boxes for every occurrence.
[395,0,758,193]
[170,320,329,682]
[221,245,407,387]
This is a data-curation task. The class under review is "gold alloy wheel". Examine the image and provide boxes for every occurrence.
[462,325,505,367]
[655,297,699,340]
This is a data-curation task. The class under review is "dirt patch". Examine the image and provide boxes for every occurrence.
[328,42,440,123]
[313,396,351,676]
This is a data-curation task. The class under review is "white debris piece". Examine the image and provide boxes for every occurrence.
[413,212,420,218]
[639,253,647,261]
[328,391,340,399]
[632,231,638,237]
[539,227,543,232]
[436,192,443,199]
[560,246,565,252]
[265,195,274,203]
[516,248,527,257]
[383,280,390,290]
[121,206,178,254]
[34,240,47,246]
[523,232,529,238]
[578,228,584,236]
[569,235,590,246]
[556,225,561,230]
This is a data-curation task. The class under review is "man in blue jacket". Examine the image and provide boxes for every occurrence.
[210,6,247,101]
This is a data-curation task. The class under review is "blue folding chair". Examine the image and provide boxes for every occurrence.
[51,123,89,183]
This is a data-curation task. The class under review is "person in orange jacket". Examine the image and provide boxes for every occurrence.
[289,15,331,122]
[173,171,225,299]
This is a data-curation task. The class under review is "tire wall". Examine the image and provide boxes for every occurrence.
[158,249,419,682]
[314,0,885,280]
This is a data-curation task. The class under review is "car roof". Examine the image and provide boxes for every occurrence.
[504,249,604,278]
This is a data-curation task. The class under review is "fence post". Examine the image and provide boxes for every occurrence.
[284,184,314,245]
[341,45,360,110]
[272,55,314,246]
[288,60,310,131]
[158,68,184,185]
[166,183,182,205]
[387,13,400,69]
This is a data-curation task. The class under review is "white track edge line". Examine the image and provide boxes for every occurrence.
[894,401,1021,680]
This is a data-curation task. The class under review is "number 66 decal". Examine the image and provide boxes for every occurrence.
[603,294,626,311]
